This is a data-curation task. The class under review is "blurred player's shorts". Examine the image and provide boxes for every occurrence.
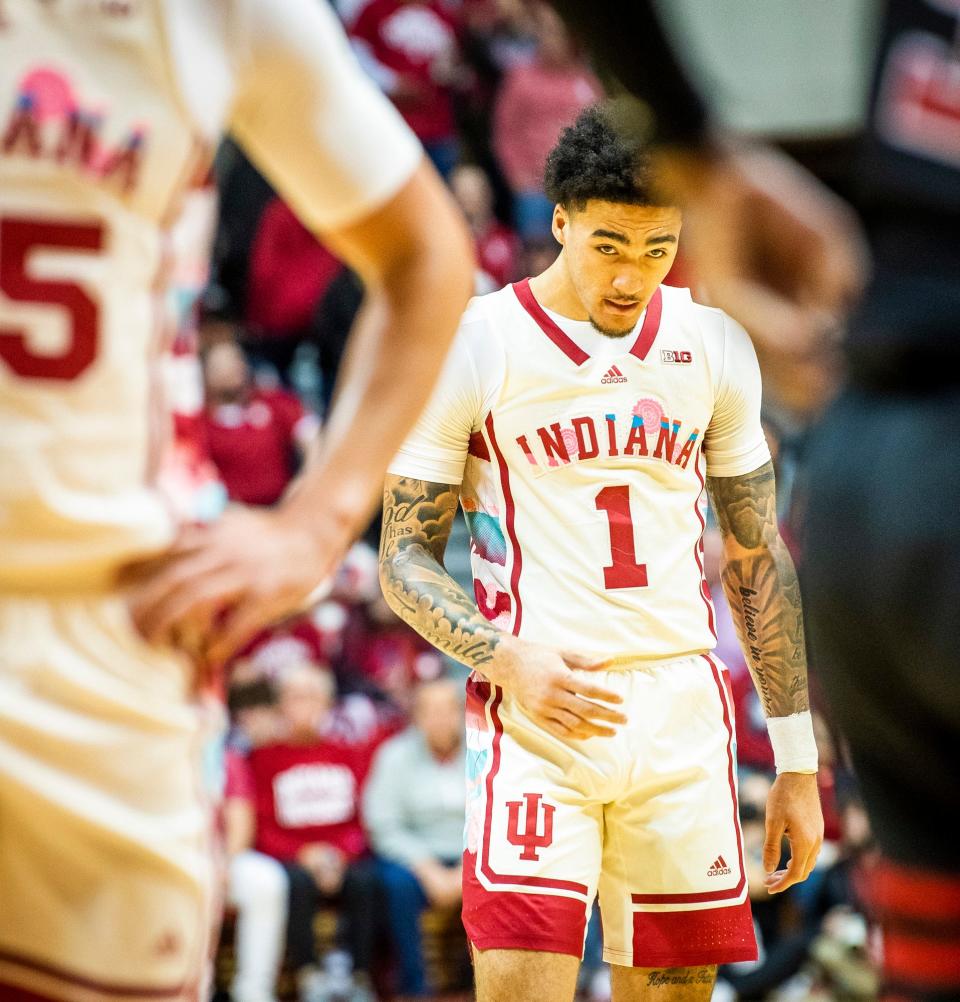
[0,593,217,1001]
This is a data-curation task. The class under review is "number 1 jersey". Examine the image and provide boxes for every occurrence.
[388,281,770,661]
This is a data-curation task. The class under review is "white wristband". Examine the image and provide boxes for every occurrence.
[766,711,818,774]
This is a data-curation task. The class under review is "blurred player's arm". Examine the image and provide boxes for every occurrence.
[129,0,473,663]
[379,475,625,741]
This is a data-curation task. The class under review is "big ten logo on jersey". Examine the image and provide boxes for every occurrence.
[506,792,555,862]
[661,348,693,364]
[1,66,149,194]
[515,397,700,476]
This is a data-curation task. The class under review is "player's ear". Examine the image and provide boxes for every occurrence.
[552,204,567,246]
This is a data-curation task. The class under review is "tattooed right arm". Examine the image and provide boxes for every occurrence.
[378,474,626,739]
[379,475,505,671]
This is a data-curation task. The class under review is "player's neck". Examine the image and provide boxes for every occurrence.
[528,254,590,322]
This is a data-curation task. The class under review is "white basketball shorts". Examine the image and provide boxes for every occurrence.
[462,653,758,968]
[0,593,218,1002]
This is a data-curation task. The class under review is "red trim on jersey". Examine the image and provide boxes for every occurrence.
[0,947,191,998]
[471,677,590,895]
[485,412,523,636]
[462,850,588,958]
[511,279,589,366]
[628,286,663,361]
[631,899,757,967]
[468,429,491,462]
[630,655,746,905]
[692,448,718,641]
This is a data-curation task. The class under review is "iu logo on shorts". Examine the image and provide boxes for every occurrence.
[506,792,555,861]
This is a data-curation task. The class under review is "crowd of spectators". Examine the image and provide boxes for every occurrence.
[151,2,880,1000]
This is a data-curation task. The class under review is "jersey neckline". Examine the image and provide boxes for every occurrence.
[511,278,663,366]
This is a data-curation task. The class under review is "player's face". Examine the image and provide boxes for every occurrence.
[555,200,682,337]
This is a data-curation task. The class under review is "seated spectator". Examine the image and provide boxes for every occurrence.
[350,0,465,177]
[200,339,319,506]
[363,676,467,998]
[492,2,600,240]
[224,674,288,1002]
[248,663,381,1002]
[244,197,346,386]
[450,163,520,288]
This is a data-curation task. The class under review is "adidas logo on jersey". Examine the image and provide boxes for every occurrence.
[707,855,732,877]
[601,365,628,384]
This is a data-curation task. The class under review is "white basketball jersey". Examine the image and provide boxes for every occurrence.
[0,0,421,589]
[390,281,770,660]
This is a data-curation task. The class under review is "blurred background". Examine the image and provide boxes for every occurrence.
[160,2,885,999]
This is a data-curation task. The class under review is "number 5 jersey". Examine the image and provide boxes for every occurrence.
[0,0,421,589]
[388,280,771,660]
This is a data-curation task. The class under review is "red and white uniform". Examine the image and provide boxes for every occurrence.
[0,2,420,999]
[389,280,769,967]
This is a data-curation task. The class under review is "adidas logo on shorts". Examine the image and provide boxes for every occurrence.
[707,855,732,877]
[601,365,628,384]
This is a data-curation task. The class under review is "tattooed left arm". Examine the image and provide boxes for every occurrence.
[706,460,808,718]
[708,460,823,893]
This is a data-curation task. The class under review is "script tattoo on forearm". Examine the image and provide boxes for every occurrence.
[707,461,809,717]
[379,477,502,669]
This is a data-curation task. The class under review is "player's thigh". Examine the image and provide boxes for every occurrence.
[463,675,605,959]
[0,593,215,997]
[598,657,756,970]
[612,964,717,1001]
[473,947,580,1002]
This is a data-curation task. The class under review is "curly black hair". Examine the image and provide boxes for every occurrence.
[544,102,658,210]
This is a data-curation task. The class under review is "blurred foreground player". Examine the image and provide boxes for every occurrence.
[380,107,823,1002]
[550,2,960,997]
[0,2,472,999]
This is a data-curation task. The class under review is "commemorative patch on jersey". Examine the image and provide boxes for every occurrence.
[660,349,694,365]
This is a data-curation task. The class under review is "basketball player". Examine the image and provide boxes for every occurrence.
[379,106,824,1002]
[0,2,472,999]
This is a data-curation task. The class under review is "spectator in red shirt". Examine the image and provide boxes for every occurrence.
[450,163,520,288]
[247,664,381,1001]
[492,2,600,239]
[201,340,319,507]
[350,0,464,176]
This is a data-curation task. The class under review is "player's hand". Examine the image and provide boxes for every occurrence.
[655,142,868,405]
[762,772,824,894]
[124,504,346,669]
[491,636,627,741]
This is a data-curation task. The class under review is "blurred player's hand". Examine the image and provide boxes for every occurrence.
[762,771,824,894]
[125,504,344,671]
[492,637,627,741]
[655,142,868,395]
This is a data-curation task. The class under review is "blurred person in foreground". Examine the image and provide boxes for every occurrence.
[363,675,467,999]
[380,105,823,1002]
[246,663,382,1002]
[548,2,960,998]
[0,4,472,999]
[200,339,319,507]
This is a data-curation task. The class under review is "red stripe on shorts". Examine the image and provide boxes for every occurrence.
[476,679,589,894]
[630,655,746,905]
[462,850,588,958]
